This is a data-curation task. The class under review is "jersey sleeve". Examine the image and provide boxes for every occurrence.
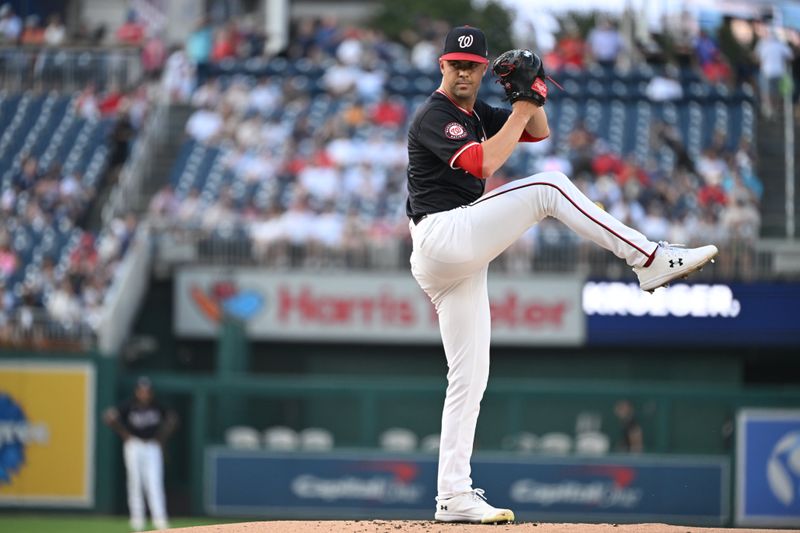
[478,101,548,142]
[414,106,481,169]
[117,402,131,427]
[481,104,511,138]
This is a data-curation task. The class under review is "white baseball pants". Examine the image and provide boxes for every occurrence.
[409,171,656,498]
[124,438,169,530]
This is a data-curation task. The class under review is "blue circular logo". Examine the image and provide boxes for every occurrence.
[767,430,800,506]
[0,392,26,484]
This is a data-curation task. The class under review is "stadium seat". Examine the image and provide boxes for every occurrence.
[420,433,441,453]
[538,432,573,455]
[575,431,611,456]
[263,426,300,451]
[501,431,538,453]
[225,426,261,449]
[379,427,418,452]
[299,427,335,451]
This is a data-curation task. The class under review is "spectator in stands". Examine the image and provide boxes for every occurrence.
[411,35,439,71]
[314,15,341,57]
[43,13,66,47]
[613,400,643,453]
[186,17,213,77]
[554,25,586,70]
[116,10,145,45]
[717,15,755,86]
[645,65,683,101]
[191,78,222,109]
[0,3,21,43]
[341,206,369,267]
[185,103,222,143]
[221,78,250,115]
[721,195,760,279]
[694,29,732,84]
[20,15,43,44]
[281,196,316,262]
[251,203,288,265]
[587,18,623,69]
[0,279,12,343]
[46,279,82,329]
[162,45,195,103]
[141,31,167,78]
[177,188,202,226]
[0,238,18,278]
[75,84,101,120]
[370,94,407,127]
[754,27,793,118]
[307,202,344,267]
[568,121,597,176]
[13,156,40,190]
[149,185,178,221]
[211,22,238,62]
[247,76,281,116]
[201,188,238,232]
[322,58,359,96]
[109,103,136,168]
[337,27,364,66]
[355,60,386,104]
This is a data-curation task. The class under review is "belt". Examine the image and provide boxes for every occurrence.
[411,214,428,225]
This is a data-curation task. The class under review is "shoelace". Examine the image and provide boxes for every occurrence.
[472,488,487,502]
[657,240,686,248]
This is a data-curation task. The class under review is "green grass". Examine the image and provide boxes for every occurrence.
[0,515,239,533]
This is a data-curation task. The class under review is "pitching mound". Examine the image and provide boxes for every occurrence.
[162,521,779,532]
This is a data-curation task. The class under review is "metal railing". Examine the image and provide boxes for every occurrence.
[102,101,168,224]
[0,45,143,91]
[148,224,800,281]
[0,308,95,351]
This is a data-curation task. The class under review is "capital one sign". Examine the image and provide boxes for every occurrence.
[175,268,584,345]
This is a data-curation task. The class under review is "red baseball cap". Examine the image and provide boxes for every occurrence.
[440,26,489,64]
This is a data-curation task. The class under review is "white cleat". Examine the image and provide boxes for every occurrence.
[434,488,515,524]
[633,241,718,292]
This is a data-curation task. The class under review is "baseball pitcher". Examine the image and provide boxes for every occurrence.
[405,25,718,523]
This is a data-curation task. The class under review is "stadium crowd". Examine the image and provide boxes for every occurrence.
[0,82,149,345]
[144,9,774,279]
[2,4,797,340]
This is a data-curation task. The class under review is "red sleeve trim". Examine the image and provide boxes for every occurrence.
[453,142,484,179]
[519,131,549,143]
[448,141,480,169]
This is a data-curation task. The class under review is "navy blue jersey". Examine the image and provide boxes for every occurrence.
[406,90,511,217]
[118,400,168,440]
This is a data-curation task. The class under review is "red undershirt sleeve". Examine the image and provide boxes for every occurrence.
[519,131,549,143]
[451,142,484,179]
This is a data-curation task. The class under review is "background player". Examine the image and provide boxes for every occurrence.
[406,25,718,524]
[104,377,178,531]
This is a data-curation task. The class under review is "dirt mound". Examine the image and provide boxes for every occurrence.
[161,520,781,533]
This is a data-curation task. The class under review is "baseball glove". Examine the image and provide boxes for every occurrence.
[492,49,547,106]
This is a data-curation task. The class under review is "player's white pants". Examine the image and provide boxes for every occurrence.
[409,171,656,498]
[124,438,168,530]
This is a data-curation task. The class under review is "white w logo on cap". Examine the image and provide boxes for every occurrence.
[457,35,474,48]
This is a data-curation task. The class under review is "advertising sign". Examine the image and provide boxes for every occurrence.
[206,449,728,524]
[584,282,799,346]
[176,269,584,345]
[0,361,95,507]
[736,408,800,527]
